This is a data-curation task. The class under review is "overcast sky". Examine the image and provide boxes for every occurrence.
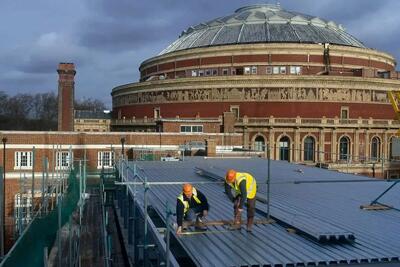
[1,0,399,108]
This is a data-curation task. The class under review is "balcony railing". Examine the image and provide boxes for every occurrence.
[237,116,398,128]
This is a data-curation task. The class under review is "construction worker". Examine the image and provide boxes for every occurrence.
[176,183,209,234]
[225,169,257,232]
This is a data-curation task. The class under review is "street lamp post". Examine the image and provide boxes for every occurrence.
[1,137,7,257]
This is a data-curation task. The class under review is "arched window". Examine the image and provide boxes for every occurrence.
[339,136,350,161]
[279,136,290,161]
[371,137,380,161]
[304,136,315,161]
[389,137,394,160]
[254,136,265,152]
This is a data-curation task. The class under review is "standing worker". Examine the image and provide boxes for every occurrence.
[176,183,209,234]
[225,169,257,232]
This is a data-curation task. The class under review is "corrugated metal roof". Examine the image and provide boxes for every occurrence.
[128,158,400,266]
[159,4,365,55]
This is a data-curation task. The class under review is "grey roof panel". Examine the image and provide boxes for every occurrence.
[126,158,400,266]
[159,4,365,55]
[190,26,222,48]
[269,23,299,42]
[239,23,267,43]
[292,24,323,43]
[213,24,242,45]
[176,29,207,50]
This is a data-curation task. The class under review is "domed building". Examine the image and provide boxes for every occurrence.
[112,4,400,176]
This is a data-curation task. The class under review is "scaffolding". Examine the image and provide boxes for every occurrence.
[0,145,87,267]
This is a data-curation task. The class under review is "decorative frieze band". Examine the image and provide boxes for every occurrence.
[113,87,389,107]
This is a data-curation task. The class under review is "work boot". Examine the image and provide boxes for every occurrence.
[246,217,254,232]
[195,216,207,231]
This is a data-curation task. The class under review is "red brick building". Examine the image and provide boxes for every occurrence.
[111,4,400,173]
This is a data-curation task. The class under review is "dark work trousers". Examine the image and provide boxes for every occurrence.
[184,206,205,221]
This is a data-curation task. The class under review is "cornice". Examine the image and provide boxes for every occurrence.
[139,43,395,71]
[112,75,400,96]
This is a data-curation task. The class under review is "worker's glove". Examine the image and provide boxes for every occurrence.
[203,210,208,217]
[176,226,182,235]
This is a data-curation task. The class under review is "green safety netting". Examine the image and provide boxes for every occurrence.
[1,171,79,267]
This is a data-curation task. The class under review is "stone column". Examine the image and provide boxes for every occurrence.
[365,131,370,161]
[383,131,388,161]
[294,129,300,162]
[354,129,360,162]
[332,130,337,162]
[243,127,249,150]
[268,128,275,160]
[319,129,325,163]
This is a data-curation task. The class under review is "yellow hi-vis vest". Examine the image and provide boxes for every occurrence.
[229,172,257,199]
[177,187,202,214]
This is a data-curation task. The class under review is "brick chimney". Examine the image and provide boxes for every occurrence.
[57,63,76,131]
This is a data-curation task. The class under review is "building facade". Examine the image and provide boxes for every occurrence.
[74,110,112,132]
[111,4,400,169]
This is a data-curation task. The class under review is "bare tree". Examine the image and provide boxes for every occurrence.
[0,91,107,130]
[75,98,107,111]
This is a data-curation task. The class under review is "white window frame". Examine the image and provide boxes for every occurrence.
[266,66,272,74]
[191,70,198,77]
[180,125,204,133]
[14,151,32,170]
[244,67,251,75]
[290,66,301,75]
[222,68,229,75]
[56,151,73,170]
[280,66,286,74]
[251,66,257,74]
[205,69,211,76]
[154,107,161,119]
[97,151,115,169]
[273,66,280,74]
[198,70,204,76]
[212,69,218,76]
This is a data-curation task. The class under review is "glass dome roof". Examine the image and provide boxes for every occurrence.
[159,4,365,55]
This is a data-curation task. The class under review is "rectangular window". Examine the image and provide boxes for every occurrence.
[191,70,198,77]
[154,107,161,118]
[280,66,286,74]
[198,70,204,76]
[244,67,251,75]
[180,125,203,133]
[290,66,301,75]
[222,68,229,75]
[212,69,218,76]
[56,151,73,169]
[97,151,115,169]
[273,66,280,74]
[14,152,32,169]
[230,105,240,118]
[205,69,211,76]
[251,66,257,74]
[266,67,272,74]
[341,107,349,119]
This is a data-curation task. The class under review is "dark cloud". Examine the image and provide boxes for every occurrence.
[1,0,400,102]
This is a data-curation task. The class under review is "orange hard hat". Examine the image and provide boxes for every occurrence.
[225,169,236,183]
[182,183,193,194]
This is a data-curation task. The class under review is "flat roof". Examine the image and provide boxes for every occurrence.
[129,158,400,266]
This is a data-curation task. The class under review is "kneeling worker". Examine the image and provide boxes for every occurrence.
[176,183,209,234]
[225,169,257,232]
